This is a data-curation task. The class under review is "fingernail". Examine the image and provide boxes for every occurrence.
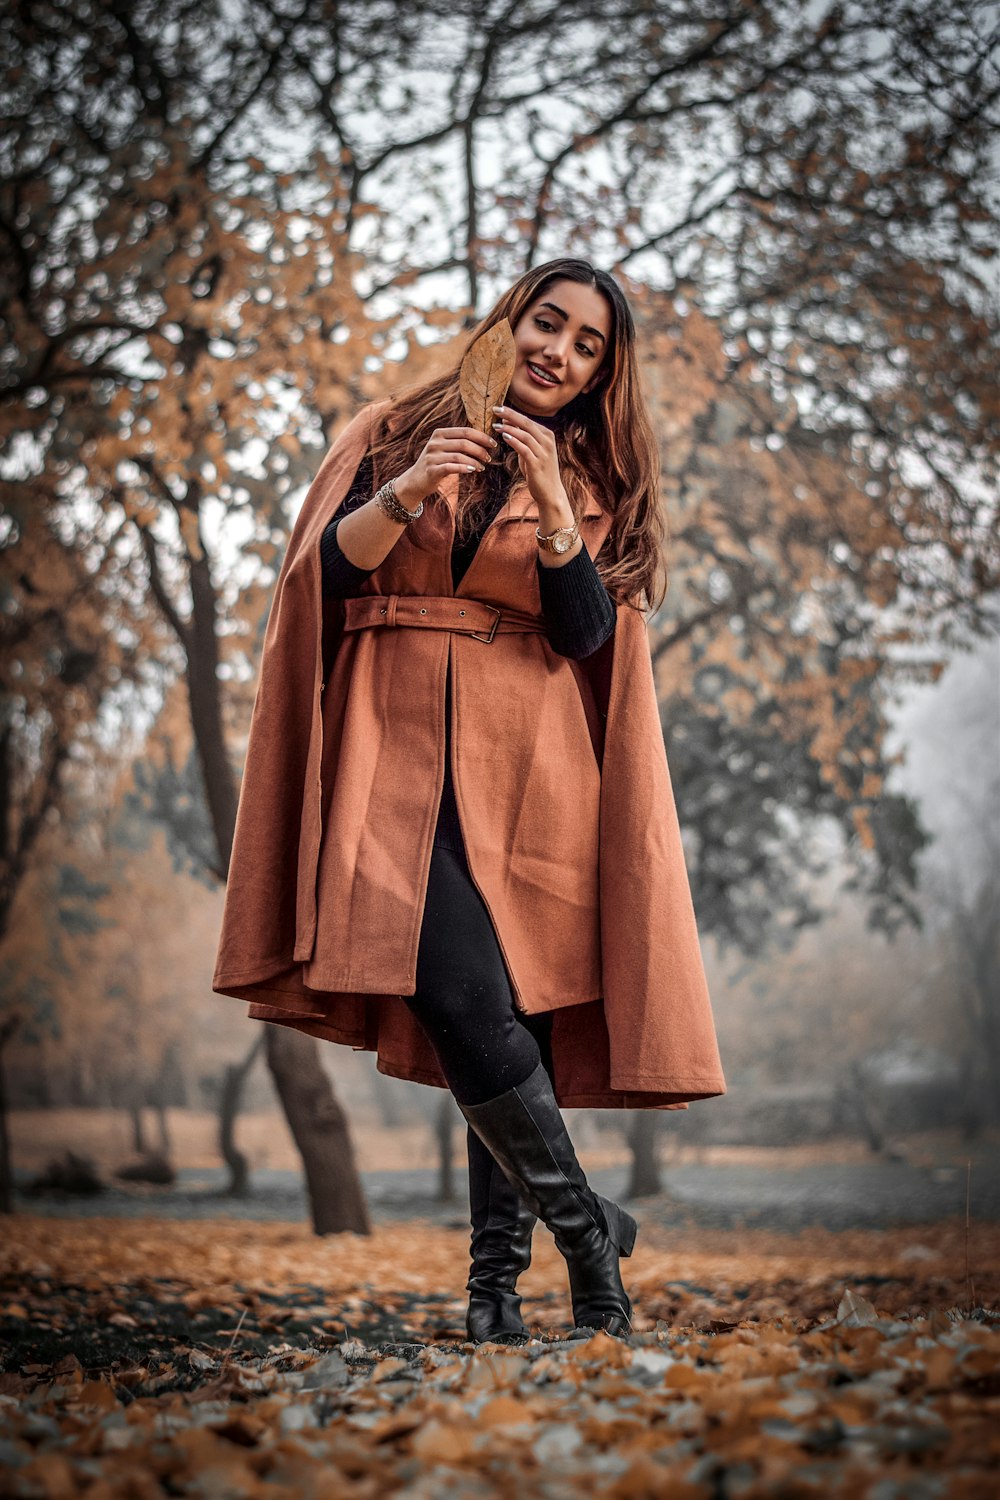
[492,405,505,412]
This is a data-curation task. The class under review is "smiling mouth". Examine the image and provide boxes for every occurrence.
[526,361,561,385]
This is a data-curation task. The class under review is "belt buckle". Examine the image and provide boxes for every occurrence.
[470,604,501,643]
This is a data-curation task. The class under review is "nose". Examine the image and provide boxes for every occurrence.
[540,332,571,365]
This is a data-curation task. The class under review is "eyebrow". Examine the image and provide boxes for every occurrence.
[538,301,607,345]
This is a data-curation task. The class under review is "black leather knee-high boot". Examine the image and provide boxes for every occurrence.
[459,1060,637,1338]
[465,1125,537,1344]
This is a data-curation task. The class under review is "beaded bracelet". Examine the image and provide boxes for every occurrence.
[374,477,424,525]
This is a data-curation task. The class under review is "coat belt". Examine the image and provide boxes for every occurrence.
[341,594,547,645]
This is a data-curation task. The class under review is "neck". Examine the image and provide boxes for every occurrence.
[508,401,572,432]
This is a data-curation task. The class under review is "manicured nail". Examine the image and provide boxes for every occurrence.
[493,405,505,412]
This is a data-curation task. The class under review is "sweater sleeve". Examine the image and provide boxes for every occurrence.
[536,545,617,660]
[320,453,379,598]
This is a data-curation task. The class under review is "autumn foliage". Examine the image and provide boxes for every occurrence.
[1,1217,998,1496]
[2,0,999,1306]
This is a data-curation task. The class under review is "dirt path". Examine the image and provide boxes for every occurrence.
[12,1148,1000,1231]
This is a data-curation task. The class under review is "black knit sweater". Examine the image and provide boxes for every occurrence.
[319,438,616,850]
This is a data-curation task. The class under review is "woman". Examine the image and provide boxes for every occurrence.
[213,258,727,1345]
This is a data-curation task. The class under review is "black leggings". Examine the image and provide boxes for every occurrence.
[403,838,555,1106]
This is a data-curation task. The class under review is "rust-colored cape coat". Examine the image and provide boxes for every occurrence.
[212,400,727,1111]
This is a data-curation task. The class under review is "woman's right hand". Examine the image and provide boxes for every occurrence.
[394,426,497,508]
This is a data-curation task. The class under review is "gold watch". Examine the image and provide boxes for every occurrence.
[535,520,580,555]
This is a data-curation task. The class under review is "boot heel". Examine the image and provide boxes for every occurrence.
[598,1197,638,1258]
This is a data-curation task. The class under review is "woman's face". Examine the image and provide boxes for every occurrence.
[507,279,612,418]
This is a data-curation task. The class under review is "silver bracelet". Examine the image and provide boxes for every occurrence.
[374,477,424,525]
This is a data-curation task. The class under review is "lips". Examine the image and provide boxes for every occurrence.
[527,361,561,385]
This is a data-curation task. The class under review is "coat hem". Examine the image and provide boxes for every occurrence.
[213,966,603,1012]
[369,1047,716,1111]
[231,992,722,1110]
[214,967,407,998]
[213,973,727,1107]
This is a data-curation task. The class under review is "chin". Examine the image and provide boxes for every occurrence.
[513,367,564,412]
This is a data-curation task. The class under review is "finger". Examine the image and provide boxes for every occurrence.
[492,408,541,437]
[436,447,488,469]
[491,405,548,434]
[431,433,497,460]
[431,459,486,476]
[494,429,537,473]
[463,425,501,448]
[433,427,498,454]
[494,423,543,460]
[434,426,497,438]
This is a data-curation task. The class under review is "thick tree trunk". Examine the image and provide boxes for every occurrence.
[626,1111,662,1197]
[219,1032,264,1197]
[265,1024,370,1235]
[145,512,371,1236]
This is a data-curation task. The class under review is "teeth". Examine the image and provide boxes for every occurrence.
[529,364,557,383]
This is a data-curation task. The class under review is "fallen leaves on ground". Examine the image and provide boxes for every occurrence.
[1,1216,997,1497]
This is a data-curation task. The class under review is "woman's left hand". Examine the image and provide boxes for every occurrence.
[492,405,572,521]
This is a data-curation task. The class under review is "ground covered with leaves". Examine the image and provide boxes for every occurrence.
[1,1216,998,1496]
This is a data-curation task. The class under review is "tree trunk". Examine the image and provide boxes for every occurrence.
[130,1100,147,1155]
[957,880,1000,1127]
[219,1032,264,1197]
[626,1111,662,1197]
[435,1092,457,1203]
[957,1050,984,1141]
[265,1024,370,1235]
[0,1014,22,1213]
[846,1060,885,1153]
[184,544,239,883]
[154,514,371,1235]
[370,1066,404,1127]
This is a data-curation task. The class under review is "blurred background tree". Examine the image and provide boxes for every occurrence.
[2,0,996,1211]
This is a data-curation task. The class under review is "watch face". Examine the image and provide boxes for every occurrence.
[554,534,572,553]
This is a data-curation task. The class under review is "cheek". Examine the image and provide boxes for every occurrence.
[567,359,594,391]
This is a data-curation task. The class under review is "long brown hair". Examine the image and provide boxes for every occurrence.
[367,258,667,611]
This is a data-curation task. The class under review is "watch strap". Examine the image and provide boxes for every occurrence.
[535,520,580,553]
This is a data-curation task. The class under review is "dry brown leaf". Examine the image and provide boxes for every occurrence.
[410,1419,478,1462]
[478,1394,536,1427]
[458,319,516,434]
[835,1287,880,1325]
[3,1216,998,1498]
